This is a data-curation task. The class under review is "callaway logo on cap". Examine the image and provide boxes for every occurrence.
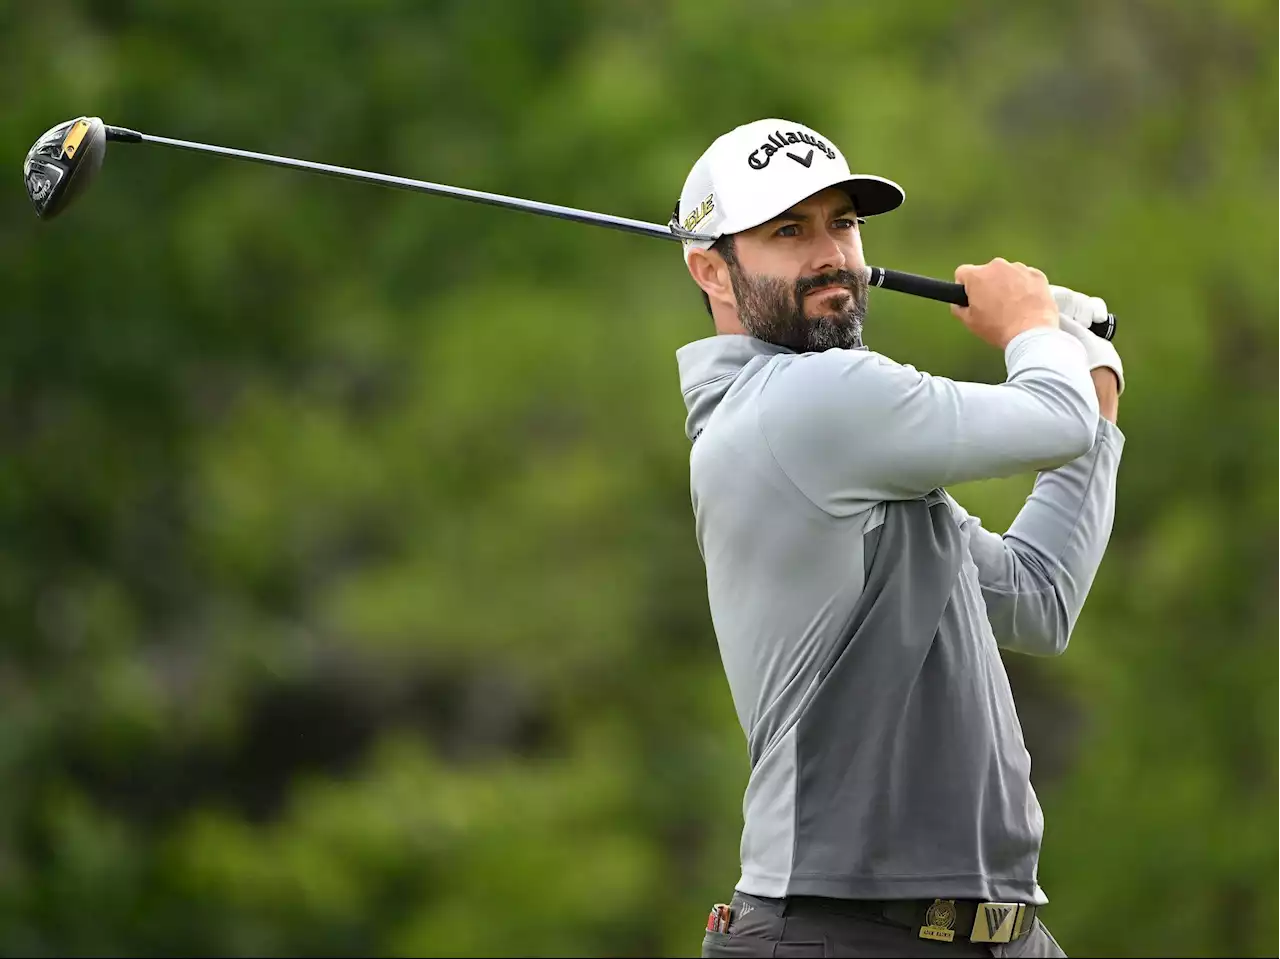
[674,118,905,260]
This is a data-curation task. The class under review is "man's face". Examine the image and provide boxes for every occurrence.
[723,187,869,352]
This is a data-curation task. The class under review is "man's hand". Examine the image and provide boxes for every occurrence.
[1050,284,1112,340]
[951,257,1059,350]
[1054,285,1125,424]
[1051,286,1124,381]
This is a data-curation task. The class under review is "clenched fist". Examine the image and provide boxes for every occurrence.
[951,258,1059,350]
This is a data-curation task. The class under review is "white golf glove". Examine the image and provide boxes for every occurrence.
[1051,285,1125,395]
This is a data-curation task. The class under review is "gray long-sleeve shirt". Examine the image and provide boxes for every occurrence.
[675,327,1125,905]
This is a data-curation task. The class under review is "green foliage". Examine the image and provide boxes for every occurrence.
[4,0,1275,955]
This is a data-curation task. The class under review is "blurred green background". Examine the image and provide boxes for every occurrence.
[5,1,1276,956]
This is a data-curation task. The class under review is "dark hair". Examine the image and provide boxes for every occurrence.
[700,234,738,319]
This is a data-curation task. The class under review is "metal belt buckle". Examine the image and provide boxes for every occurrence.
[969,902,1026,943]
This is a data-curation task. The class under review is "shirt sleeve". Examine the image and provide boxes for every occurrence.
[953,417,1126,656]
[759,327,1102,517]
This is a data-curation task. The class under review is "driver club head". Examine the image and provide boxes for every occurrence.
[24,116,107,220]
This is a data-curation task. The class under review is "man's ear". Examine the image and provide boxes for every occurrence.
[688,248,735,311]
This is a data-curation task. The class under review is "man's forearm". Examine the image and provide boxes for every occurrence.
[965,414,1125,655]
[1092,368,1119,424]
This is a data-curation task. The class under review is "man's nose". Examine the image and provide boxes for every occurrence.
[808,229,847,274]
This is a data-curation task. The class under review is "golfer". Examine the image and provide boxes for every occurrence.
[675,119,1125,958]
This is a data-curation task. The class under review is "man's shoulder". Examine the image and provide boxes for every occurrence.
[755,347,922,436]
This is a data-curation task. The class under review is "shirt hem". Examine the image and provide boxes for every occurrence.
[737,871,1049,906]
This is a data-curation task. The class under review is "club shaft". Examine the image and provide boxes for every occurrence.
[115,128,674,241]
[103,126,1116,340]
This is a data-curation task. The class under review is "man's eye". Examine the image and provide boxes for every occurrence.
[774,224,800,238]
[832,218,857,230]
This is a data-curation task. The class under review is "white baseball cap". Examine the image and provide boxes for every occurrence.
[673,118,904,261]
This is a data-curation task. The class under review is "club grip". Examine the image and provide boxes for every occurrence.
[867,266,1117,341]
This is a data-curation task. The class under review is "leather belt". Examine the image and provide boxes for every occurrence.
[784,896,1037,944]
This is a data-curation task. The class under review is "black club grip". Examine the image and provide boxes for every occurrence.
[867,267,1117,341]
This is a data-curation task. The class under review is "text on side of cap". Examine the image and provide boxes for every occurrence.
[683,193,715,232]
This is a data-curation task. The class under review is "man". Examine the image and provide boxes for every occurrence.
[674,118,1126,958]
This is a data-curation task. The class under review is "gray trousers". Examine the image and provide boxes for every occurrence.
[700,892,1067,958]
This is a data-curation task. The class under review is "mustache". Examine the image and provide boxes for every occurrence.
[794,269,866,299]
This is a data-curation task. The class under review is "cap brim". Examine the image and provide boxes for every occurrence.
[835,174,905,217]
[713,172,906,240]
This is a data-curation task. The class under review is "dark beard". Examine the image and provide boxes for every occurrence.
[730,266,869,352]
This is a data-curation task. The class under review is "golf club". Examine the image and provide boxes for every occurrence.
[24,117,1117,340]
